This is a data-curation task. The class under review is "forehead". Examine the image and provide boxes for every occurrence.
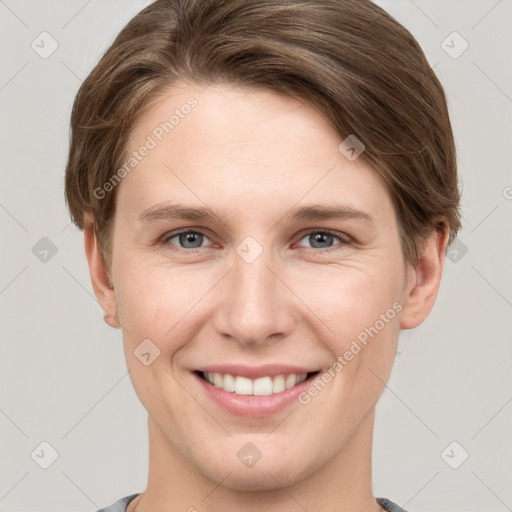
[118,83,393,224]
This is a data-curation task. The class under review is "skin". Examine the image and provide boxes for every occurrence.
[84,83,449,512]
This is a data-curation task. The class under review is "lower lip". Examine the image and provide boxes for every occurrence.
[192,372,316,417]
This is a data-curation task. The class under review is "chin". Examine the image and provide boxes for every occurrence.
[208,465,303,492]
[193,446,316,492]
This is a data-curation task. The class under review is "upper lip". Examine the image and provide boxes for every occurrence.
[195,364,319,380]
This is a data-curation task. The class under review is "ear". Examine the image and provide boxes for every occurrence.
[83,215,120,329]
[400,220,450,330]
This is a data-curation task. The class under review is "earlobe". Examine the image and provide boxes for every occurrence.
[400,222,450,330]
[83,215,120,329]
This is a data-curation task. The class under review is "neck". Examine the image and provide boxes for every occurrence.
[131,409,381,512]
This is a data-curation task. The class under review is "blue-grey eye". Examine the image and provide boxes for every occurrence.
[296,230,348,250]
[165,230,210,249]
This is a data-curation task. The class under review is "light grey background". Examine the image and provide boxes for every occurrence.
[0,1,511,511]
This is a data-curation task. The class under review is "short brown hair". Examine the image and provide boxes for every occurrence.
[64,0,461,269]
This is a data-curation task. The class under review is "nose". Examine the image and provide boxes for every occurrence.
[213,249,295,347]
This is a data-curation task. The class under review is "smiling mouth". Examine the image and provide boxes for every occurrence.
[195,370,320,396]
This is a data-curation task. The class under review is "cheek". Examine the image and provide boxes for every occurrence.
[113,262,200,419]
[292,258,404,345]
[296,265,403,419]
[114,259,203,337]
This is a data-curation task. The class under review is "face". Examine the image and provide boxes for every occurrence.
[89,82,443,491]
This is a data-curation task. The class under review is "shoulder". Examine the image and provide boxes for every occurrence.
[377,497,411,512]
[95,493,141,512]
[95,494,405,512]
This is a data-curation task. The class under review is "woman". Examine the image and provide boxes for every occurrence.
[64,0,461,510]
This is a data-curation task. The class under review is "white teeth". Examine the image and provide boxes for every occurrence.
[253,376,273,396]
[213,373,223,388]
[223,373,235,392]
[234,376,253,395]
[201,372,309,396]
[285,374,297,389]
[272,375,286,393]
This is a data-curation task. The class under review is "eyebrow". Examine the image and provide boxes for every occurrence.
[138,202,374,226]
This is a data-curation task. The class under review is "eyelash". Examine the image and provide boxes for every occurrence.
[160,228,352,254]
